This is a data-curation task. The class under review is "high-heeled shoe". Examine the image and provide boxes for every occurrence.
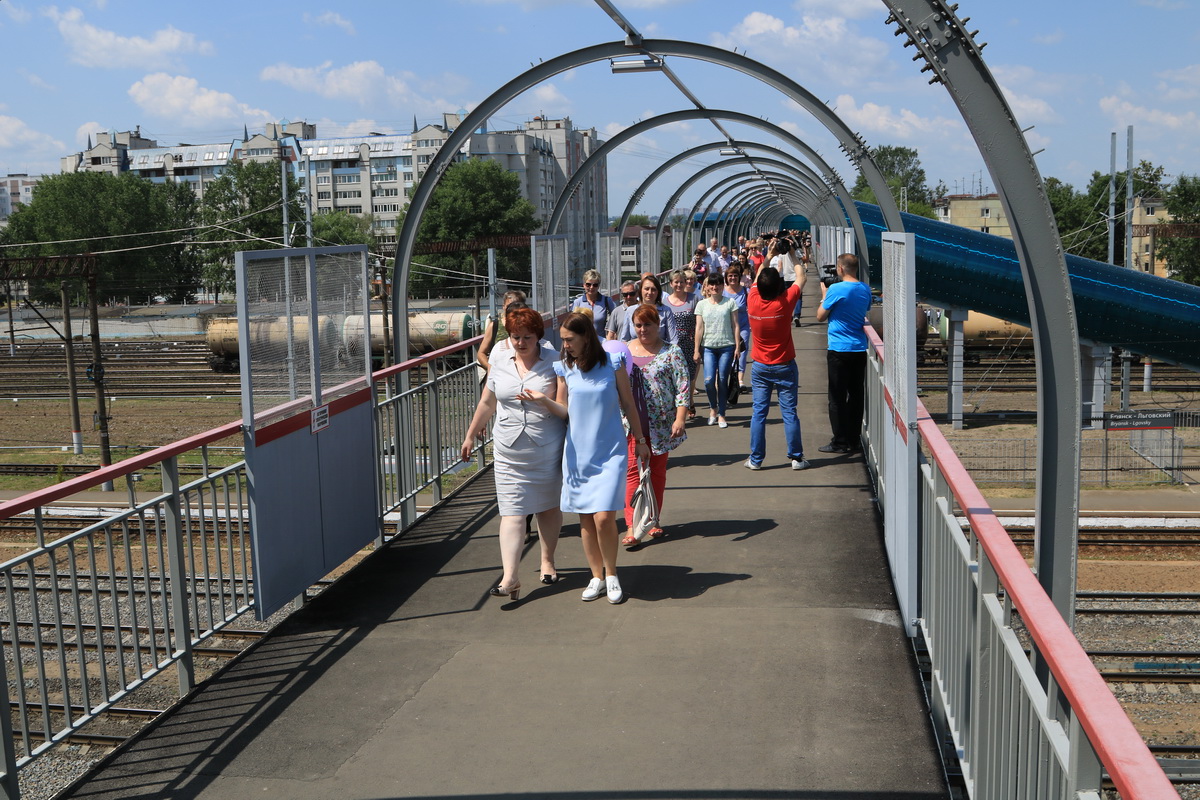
[489,582,520,600]
[540,572,559,585]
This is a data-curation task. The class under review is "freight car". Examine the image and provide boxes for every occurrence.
[206,312,474,372]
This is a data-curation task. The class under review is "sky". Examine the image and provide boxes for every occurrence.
[2,0,1199,218]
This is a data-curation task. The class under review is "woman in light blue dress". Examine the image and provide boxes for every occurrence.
[521,311,647,604]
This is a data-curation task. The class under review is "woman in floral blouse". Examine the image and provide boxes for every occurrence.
[621,303,690,546]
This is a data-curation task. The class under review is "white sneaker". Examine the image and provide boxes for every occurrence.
[791,459,811,470]
[581,577,605,601]
[744,459,762,471]
[606,575,624,604]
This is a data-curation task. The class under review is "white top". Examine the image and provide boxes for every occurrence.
[486,342,564,448]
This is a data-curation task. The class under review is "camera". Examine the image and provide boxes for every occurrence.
[818,263,840,288]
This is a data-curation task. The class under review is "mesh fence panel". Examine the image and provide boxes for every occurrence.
[237,247,369,429]
[942,435,1183,487]
[639,230,659,276]
[597,232,620,292]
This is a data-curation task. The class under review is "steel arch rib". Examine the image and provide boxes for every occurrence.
[545,108,868,260]
[615,142,829,238]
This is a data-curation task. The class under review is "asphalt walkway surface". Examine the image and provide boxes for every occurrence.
[59,292,948,800]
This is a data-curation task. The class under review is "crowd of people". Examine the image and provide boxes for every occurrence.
[462,230,872,606]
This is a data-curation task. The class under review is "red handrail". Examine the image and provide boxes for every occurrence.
[865,326,1174,797]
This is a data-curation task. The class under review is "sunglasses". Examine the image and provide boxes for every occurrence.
[621,291,637,298]
[584,282,599,288]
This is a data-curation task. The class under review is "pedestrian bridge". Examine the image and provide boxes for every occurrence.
[0,283,1173,800]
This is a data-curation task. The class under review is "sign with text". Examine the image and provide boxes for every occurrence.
[1106,410,1174,430]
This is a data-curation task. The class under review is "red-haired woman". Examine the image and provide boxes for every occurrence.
[461,306,565,601]
[621,303,689,545]
[522,312,647,604]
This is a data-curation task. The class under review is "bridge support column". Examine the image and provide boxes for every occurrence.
[943,307,968,430]
[1079,342,1111,429]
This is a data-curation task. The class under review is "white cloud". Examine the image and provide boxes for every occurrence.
[832,94,960,140]
[1099,95,1199,131]
[531,83,571,113]
[19,69,55,91]
[262,61,408,104]
[44,6,212,69]
[602,121,629,138]
[1156,63,1200,101]
[1000,86,1061,125]
[2,3,33,23]
[791,0,879,20]
[303,11,355,35]
[1033,30,1064,45]
[75,121,103,148]
[0,115,66,155]
[712,11,890,85]
[128,73,271,127]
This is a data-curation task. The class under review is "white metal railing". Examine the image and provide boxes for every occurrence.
[863,327,1176,799]
[0,332,492,798]
[0,431,249,797]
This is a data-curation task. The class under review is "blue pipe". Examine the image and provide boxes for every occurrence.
[847,202,1200,370]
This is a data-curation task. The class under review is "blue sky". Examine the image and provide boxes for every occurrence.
[2,0,1198,216]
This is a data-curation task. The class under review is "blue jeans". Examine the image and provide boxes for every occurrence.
[749,360,804,465]
[703,345,734,416]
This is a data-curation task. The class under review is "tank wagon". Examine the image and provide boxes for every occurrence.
[206,312,474,372]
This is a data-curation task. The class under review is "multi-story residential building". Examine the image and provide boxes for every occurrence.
[0,173,42,221]
[297,132,414,248]
[60,127,158,175]
[933,193,1011,238]
[469,115,607,280]
[1130,195,1174,278]
[55,115,610,272]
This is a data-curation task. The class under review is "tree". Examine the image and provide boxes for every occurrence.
[1051,159,1169,264]
[199,160,303,298]
[626,214,651,228]
[313,210,377,249]
[850,145,936,219]
[1159,174,1200,286]
[413,158,540,294]
[2,171,202,304]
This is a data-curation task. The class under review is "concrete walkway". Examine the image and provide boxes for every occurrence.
[60,297,948,800]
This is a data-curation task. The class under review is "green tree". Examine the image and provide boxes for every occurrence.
[313,210,377,249]
[2,171,202,304]
[1159,174,1200,286]
[626,214,651,228]
[199,160,303,298]
[413,158,540,294]
[1052,160,1168,264]
[851,145,936,219]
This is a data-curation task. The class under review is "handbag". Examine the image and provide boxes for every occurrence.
[727,365,741,406]
[629,457,660,542]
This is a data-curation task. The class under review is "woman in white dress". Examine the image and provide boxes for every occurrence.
[460,307,566,601]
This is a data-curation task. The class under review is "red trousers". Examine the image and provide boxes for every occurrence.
[624,435,669,528]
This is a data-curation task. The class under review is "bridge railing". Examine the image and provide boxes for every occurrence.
[863,326,1176,799]
[0,333,491,798]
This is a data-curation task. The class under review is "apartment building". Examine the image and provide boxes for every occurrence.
[933,193,1011,238]
[469,115,608,280]
[0,173,42,221]
[55,115,608,270]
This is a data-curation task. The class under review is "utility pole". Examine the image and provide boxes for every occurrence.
[86,271,113,490]
[1125,125,1134,270]
[5,279,14,357]
[1108,132,1116,265]
[61,282,83,455]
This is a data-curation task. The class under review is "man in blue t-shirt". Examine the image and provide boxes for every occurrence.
[816,253,872,453]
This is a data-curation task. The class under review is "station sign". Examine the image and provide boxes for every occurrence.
[1105,410,1174,430]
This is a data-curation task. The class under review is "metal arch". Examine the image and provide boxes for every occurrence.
[545,108,868,261]
[658,167,835,252]
[882,0,1081,626]
[614,140,831,240]
[688,168,827,241]
[713,179,833,235]
[683,178,813,249]
[715,188,811,245]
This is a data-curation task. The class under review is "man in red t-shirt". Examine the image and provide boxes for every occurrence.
[745,266,808,470]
